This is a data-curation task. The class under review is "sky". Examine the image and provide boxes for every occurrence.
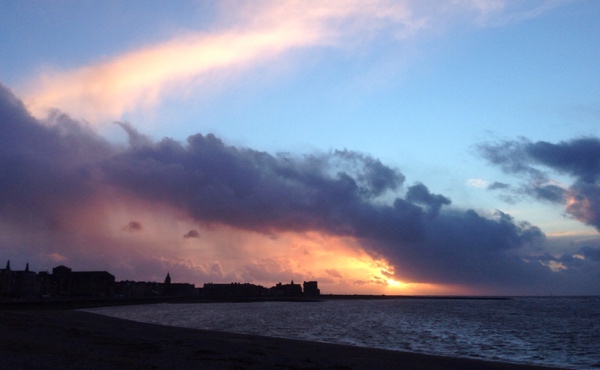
[1,0,599,295]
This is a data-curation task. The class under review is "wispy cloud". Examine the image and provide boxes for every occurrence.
[21,1,415,121]
[20,0,565,122]
[467,178,489,188]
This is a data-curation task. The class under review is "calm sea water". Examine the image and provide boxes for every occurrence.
[85,297,600,369]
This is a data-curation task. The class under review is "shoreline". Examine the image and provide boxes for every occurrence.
[0,294,512,311]
[1,309,557,369]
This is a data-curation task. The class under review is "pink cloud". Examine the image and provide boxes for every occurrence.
[20,0,564,122]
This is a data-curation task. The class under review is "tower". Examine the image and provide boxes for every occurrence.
[164,272,172,296]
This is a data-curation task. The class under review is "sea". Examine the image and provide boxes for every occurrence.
[84,296,600,369]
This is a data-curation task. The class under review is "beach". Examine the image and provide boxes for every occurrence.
[0,309,556,369]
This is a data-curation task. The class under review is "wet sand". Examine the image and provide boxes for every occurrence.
[0,309,557,369]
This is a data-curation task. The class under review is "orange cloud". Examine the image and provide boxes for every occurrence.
[20,0,558,123]
[20,0,560,122]
[566,188,594,226]
[22,1,419,121]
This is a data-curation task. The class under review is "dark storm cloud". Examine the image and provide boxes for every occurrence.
[405,183,451,218]
[479,138,600,231]
[362,209,552,290]
[102,128,411,238]
[578,246,600,261]
[0,84,110,231]
[1,83,599,294]
[526,138,600,182]
[529,184,567,203]
[331,149,404,197]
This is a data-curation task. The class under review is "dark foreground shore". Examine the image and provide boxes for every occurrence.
[1,309,556,369]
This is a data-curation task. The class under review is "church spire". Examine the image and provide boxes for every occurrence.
[163,272,172,296]
[5,260,10,271]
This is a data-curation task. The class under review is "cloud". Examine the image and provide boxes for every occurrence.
[183,229,200,239]
[122,221,143,233]
[19,0,566,122]
[43,253,68,263]
[479,138,600,231]
[240,257,304,284]
[578,246,600,262]
[487,181,510,190]
[467,178,488,188]
[2,84,599,294]
[0,85,111,232]
[405,182,451,218]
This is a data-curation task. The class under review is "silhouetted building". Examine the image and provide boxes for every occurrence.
[0,261,39,299]
[48,266,115,298]
[163,272,172,296]
[270,280,303,296]
[114,280,162,298]
[163,272,196,297]
[13,263,36,299]
[0,260,14,298]
[202,283,267,298]
[114,275,196,298]
[169,282,196,297]
[51,265,72,297]
[303,281,320,296]
[71,271,115,298]
[36,271,52,297]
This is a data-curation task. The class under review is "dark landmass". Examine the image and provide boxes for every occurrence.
[0,294,511,311]
[0,308,558,369]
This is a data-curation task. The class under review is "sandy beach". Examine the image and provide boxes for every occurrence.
[0,309,557,369]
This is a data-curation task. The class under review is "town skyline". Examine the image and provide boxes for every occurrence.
[0,259,320,300]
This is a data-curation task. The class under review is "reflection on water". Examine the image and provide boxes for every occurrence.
[86,297,600,369]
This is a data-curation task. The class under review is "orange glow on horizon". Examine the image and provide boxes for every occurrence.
[47,196,470,295]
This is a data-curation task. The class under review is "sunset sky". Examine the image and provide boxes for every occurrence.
[1,0,599,295]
